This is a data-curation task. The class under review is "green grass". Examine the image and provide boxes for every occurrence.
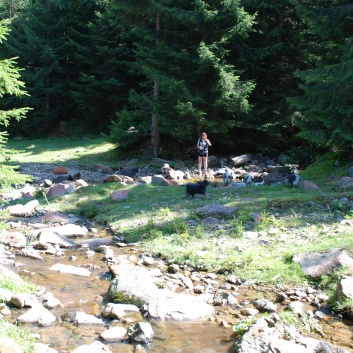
[35,174,353,286]
[6,137,117,167]
[5,138,353,298]
[0,276,37,302]
[0,320,36,353]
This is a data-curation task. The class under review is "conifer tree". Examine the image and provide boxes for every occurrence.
[108,0,256,157]
[238,0,307,153]
[290,1,353,151]
[3,0,98,136]
[69,3,136,134]
[0,18,31,187]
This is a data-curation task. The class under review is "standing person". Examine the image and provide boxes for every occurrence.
[197,132,211,174]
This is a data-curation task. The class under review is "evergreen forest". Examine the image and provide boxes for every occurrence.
[0,0,352,163]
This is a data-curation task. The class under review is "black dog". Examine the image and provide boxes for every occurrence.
[185,180,209,198]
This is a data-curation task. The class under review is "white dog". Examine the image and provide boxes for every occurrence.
[244,173,252,187]
[223,168,234,186]
[289,174,301,187]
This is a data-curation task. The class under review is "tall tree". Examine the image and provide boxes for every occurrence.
[290,1,353,151]
[0,18,31,187]
[2,0,98,137]
[108,0,256,157]
[70,2,137,135]
[237,0,308,153]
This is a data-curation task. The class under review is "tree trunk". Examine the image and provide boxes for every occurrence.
[151,12,161,158]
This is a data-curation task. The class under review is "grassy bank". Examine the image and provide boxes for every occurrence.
[6,137,117,167]
[5,138,353,295]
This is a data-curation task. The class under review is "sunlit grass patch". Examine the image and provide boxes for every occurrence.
[0,276,37,302]
[0,321,36,353]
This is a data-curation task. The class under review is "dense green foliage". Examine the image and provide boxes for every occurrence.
[290,1,353,152]
[0,18,31,187]
[0,0,351,159]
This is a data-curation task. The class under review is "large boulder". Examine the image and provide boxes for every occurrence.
[293,248,353,278]
[108,265,214,321]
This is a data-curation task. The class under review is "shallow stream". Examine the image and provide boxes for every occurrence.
[7,233,353,353]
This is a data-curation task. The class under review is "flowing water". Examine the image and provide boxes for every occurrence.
[10,245,235,353]
[7,232,353,353]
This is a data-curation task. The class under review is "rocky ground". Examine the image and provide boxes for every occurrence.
[1,158,353,353]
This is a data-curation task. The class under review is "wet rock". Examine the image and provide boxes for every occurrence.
[36,231,75,248]
[29,224,88,240]
[100,326,127,342]
[75,311,105,326]
[127,322,154,344]
[102,303,126,319]
[49,264,91,277]
[43,297,62,309]
[11,294,39,308]
[108,265,214,321]
[253,299,277,313]
[71,341,112,353]
[17,304,56,326]
[34,342,58,353]
[15,248,44,261]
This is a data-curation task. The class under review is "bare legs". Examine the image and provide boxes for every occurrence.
[198,156,208,173]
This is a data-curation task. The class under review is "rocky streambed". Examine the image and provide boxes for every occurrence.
[1,159,353,352]
[0,210,352,353]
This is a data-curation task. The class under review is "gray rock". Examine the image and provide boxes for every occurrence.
[337,276,353,301]
[75,311,105,325]
[17,304,56,326]
[253,299,277,313]
[49,264,91,277]
[71,341,112,353]
[108,265,214,321]
[231,154,251,167]
[7,199,39,216]
[29,224,88,240]
[195,203,237,217]
[127,322,154,344]
[313,341,350,353]
[34,342,58,353]
[37,231,75,248]
[293,248,353,278]
[100,326,127,342]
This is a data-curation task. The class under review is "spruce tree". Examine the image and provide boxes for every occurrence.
[290,1,353,151]
[0,18,31,187]
[108,0,256,157]
[238,0,307,153]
